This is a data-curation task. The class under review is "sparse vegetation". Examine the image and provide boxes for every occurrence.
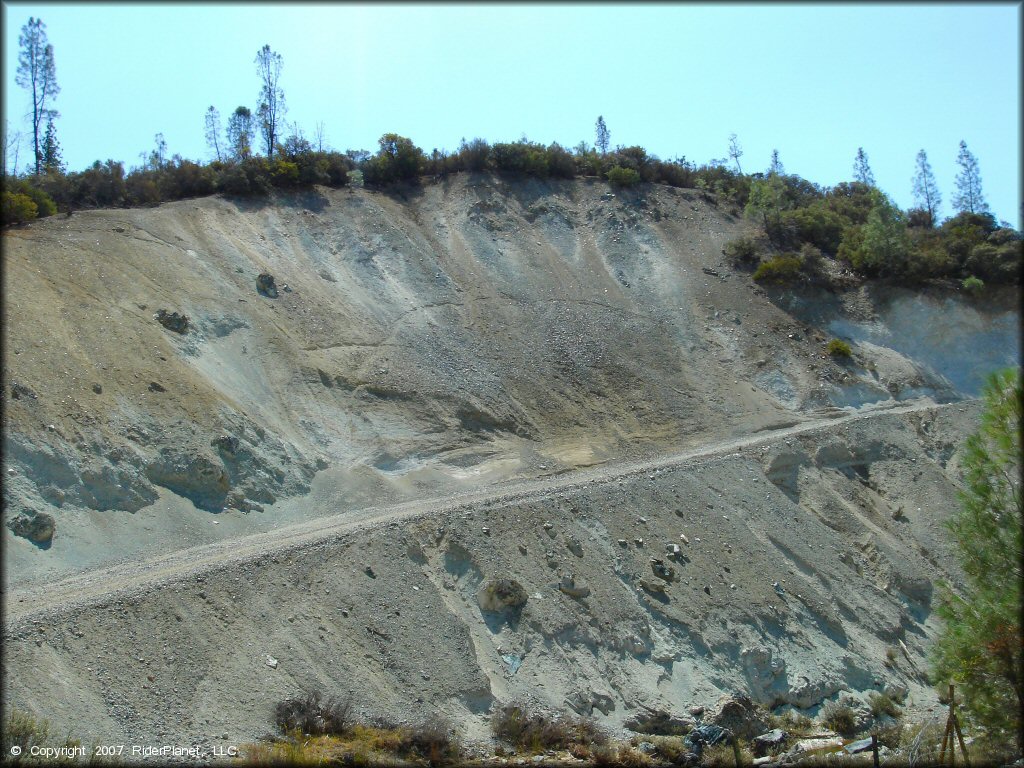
[867,691,901,719]
[827,339,853,358]
[752,254,803,284]
[606,165,641,187]
[962,275,985,294]
[702,739,749,767]
[1,707,91,766]
[247,693,460,766]
[767,709,815,738]
[491,702,607,754]
[820,701,858,736]
[274,690,352,736]
[723,235,762,268]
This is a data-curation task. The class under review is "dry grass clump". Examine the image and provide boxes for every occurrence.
[1,707,95,766]
[491,702,607,754]
[244,692,461,766]
[767,709,815,738]
[821,701,858,737]
[274,691,353,736]
[702,740,751,766]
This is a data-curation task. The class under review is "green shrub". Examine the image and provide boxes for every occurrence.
[490,141,549,178]
[16,182,57,217]
[363,133,425,186]
[2,191,38,224]
[723,236,761,267]
[606,166,641,187]
[868,691,901,719]
[270,160,300,188]
[821,701,857,736]
[752,254,803,283]
[827,339,852,357]
[962,275,985,294]
[546,142,576,179]
[965,239,1022,283]
[781,202,845,254]
[457,137,490,172]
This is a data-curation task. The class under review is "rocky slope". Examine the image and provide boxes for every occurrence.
[1,174,1019,752]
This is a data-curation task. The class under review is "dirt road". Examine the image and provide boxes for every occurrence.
[3,398,948,630]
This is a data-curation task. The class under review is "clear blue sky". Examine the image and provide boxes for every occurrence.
[3,2,1021,226]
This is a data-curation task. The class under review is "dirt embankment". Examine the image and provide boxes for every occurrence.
[3,176,1016,582]
[1,174,1018,752]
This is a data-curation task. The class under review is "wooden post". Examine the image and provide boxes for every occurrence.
[871,733,880,768]
[939,684,971,767]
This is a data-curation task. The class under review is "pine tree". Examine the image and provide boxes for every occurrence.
[40,113,63,173]
[853,147,875,186]
[910,149,941,226]
[933,368,1022,752]
[595,116,609,156]
[952,140,990,215]
[255,45,286,158]
[226,106,254,160]
[204,106,222,162]
[16,17,60,176]
[728,133,743,174]
[768,148,784,176]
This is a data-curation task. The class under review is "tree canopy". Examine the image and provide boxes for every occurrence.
[933,368,1022,753]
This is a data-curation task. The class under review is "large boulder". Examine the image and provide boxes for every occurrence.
[144,449,230,511]
[7,508,55,546]
[708,694,769,740]
[256,273,279,298]
[752,728,789,757]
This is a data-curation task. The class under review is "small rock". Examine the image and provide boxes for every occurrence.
[634,537,644,546]
[639,578,666,594]
[558,574,590,599]
[364,565,376,578]
[651,558,675,581]
[154,309,189,334]
[9,382,38,400]
[680,533,690,544]
[265,655,279,669]
[482,526,491,535]
[566,536,583,556]
[148,382,166,392]
[92,383,103,394]
[703,585,711,595]
[518,544,528,555]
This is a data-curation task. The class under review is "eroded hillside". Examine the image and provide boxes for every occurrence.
[4,175,1016,582]
[1,175,1019,752]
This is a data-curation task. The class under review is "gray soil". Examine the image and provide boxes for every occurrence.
[1,174,1019,756]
